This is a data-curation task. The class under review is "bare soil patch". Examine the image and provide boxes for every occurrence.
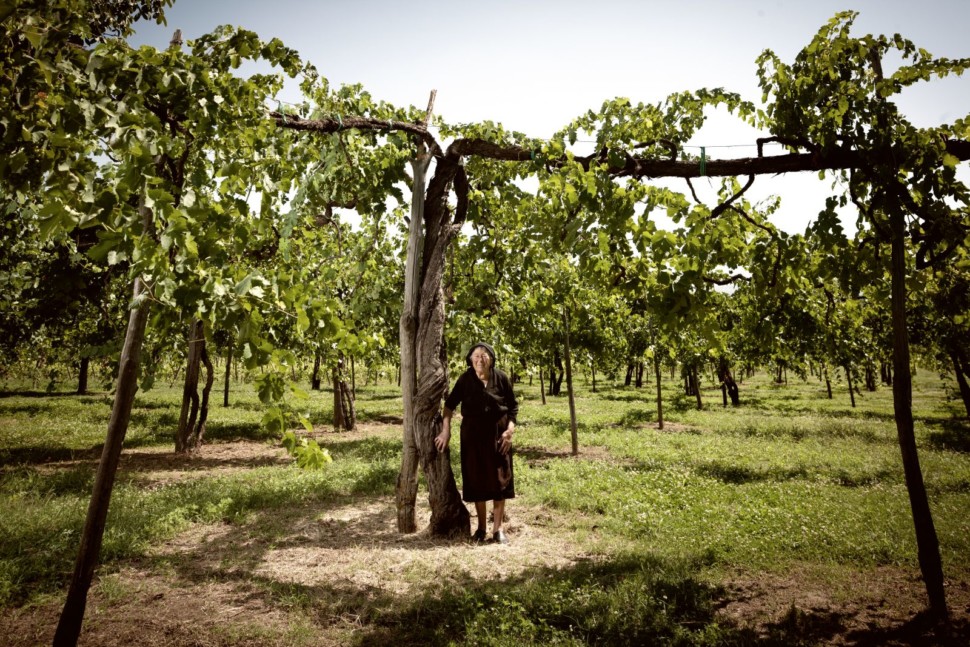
[716,565,970,645]
[117,441,293,488]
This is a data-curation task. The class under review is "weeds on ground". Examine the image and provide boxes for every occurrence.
[1,371,968,644]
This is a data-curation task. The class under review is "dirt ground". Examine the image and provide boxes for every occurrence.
[4,430,968,646]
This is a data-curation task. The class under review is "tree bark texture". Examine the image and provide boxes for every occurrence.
[396,148,429,534]
[395,131,470,538]
[410,152,471,537]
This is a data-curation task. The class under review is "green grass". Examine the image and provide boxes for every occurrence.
[1,369,969,644]
[515,372,970,573]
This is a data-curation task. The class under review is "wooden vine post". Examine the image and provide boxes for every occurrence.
[54,31,189,645]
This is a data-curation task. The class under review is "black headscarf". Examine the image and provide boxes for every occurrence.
[465,342,496,367]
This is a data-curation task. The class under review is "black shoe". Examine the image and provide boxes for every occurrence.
[492,530,508,545]
[472,529,487,543]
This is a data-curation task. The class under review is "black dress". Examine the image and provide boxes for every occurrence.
[445,367,519,502]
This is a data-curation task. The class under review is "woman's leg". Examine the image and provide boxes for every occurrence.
[492,499,505,533]
[475,501,488,532]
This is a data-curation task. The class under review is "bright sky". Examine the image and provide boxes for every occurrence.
[130,0,970,234]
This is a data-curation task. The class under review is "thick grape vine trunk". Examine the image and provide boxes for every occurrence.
[396,134,471,537]
[654,353,664,430]
[175,320,205,453]
[889,209,949,622]
[396,151,427,533]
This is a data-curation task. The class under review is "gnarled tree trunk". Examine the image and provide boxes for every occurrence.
[396,148,429,534]
[175,319,205,453]
[407,148,470,537]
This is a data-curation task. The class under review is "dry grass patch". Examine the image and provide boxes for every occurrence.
[2,493,590,646]
[247,498,586,596]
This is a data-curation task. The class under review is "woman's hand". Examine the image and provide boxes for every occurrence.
[436,408,453,453]
[434,429,451,453]
[498,427,513,455]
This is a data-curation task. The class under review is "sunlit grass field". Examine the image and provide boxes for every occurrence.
[1,367,968,644]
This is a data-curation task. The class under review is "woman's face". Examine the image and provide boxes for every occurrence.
[470,348,492,373]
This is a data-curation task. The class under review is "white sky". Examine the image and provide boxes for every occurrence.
[130,0,970,234]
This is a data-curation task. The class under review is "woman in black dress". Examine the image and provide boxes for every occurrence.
[434,342,518,544]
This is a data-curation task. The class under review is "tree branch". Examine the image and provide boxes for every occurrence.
[271,111,437,149]
[710,175,755,218]
[273,109,970,181]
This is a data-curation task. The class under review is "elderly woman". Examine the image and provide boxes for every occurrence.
[434,342,518,544]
